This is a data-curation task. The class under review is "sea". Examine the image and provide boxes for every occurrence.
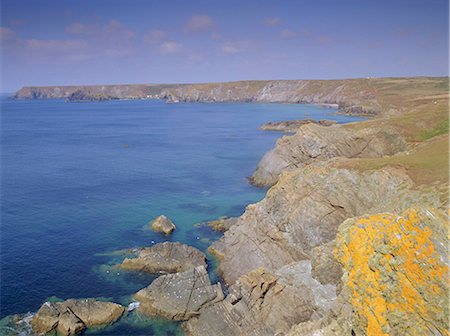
[0,98,364,335]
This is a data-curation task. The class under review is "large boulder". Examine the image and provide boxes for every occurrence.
[134,265,223,321]
[206,216,238,232]
[30,299,124,335]
[119,242,206,274]
[250,124,407,187]
[149,215,176,234]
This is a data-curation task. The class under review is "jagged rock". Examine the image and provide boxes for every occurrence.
[206,216,238,232]
[250,124,407,187]
[333,208,449,336]
[134,265,223,321]
[260,119,336,132]
[149,215,176,234]
[119,242,206,274]
[30,299,124,335]
[183,263,336,336]
[210,166,442,285]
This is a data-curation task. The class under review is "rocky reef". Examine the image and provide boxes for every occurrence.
[30,299,124,335]
[260,119,336,132]
[119,241,206,273]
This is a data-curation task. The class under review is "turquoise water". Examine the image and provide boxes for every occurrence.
[0,98,363,334]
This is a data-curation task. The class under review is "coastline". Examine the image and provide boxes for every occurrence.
[2,77,449,335]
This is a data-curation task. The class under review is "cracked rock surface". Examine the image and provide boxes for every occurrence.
[134,265,224,321]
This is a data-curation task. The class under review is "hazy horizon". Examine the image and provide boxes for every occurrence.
[1,0,449,92]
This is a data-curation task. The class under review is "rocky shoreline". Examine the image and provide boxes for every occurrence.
[3,77,449,335]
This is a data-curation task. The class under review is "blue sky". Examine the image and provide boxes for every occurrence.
[1,0,448,92]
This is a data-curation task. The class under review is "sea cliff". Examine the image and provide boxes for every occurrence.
[16,77,443,116]
[7,77,449,335]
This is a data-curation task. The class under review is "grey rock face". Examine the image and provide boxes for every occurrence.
[210,166,441,285]
[134,265,223,321]
[149,215,176,234]
[119,242,206,274]
[30,299,124,335]
[183,263,336,336]
[250,124,407,187]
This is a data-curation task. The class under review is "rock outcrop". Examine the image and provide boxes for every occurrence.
[286,208,449,336]
[260,119,336,132]
[134,265,223,321]
[210,165,442,285]
[250,124,407,187]
[30,299,124,335]
[183,263,337,336]
[149,215,176,234]
[119,242,206,274]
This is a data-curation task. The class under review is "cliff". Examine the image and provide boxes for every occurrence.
[14,77,448,116]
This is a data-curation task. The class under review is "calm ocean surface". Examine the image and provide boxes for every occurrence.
[0,98,363,334]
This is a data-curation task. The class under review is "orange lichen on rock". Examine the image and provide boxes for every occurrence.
[335,208,449,336]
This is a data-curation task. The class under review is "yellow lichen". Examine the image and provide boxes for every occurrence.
[335,208,449,336]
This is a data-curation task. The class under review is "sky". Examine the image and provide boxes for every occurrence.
[0,0,448,92]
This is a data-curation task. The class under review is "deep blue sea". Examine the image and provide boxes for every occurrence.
[0,98,363,334]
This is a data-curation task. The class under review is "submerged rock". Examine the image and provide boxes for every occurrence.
[134,265,223,321]
[30,299,124,335]
[250,124,407,187]
[206,216,238,232]
[119,241,206,274]
[260,119,336,132]
[149,215,176,234]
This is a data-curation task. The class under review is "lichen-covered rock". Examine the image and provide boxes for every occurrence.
[134,265,223,321]
[250,124,407,187]
[210,166,442,285]
[119,242,206,274]
[149,215,176,234]
[30,299,125,335]
[334,208,449,336]
[183,263,336,336]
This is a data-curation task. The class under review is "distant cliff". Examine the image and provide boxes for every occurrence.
[13,78,406,116]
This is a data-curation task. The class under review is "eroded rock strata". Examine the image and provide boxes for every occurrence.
[250,124,407,187]
[260,119,336,132]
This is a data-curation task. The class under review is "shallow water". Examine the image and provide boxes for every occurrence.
[0,98,363,334]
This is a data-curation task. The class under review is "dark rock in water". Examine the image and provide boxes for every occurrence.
[30,299,124,335]
[134,265,224,321]
[119,242,206,274]
[206,216,238,232]
[149,214,176,234]
[260,119,337,132]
